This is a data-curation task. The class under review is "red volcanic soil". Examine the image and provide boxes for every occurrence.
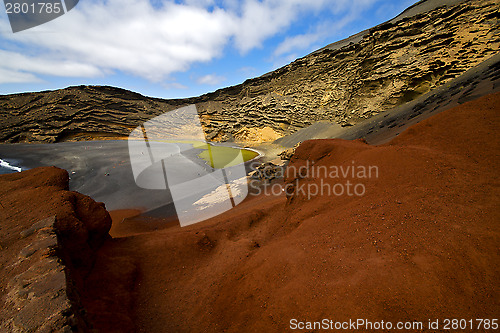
[0,167,116,331]
[0,167,112,277]
[95,92,499,332]
[1,92,499,332]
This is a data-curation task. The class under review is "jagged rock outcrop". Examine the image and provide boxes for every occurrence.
[278,142,301,160]
[249,162,285,183]
[0,0,498,143]
[0,167,135,332]
[2,216,75,333]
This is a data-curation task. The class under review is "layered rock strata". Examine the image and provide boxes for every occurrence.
[0,0,498,143]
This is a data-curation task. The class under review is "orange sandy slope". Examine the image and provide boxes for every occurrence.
[82,92,500,332]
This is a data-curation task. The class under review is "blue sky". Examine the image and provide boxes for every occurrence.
[0,0,417,99]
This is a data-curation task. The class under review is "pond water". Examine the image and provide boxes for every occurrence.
[0,140,260,214]
[162,140,259,169]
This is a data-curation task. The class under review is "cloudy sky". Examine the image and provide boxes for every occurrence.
[0,0,416,99]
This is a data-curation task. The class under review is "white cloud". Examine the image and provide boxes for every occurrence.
[197,73,226,85]
[162,81,189,89]
[0,0,381,86]
[272,0,379,66]
[1,0,235,83]
[0,68,42,84]
[238,66,257,76]
[274,33,321,57]
[234,0,331,54]
[0,50,103,77]
[183,0,215,8]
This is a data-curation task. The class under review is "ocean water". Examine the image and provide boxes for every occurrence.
[0,140,260,215]
[0,158,23,175]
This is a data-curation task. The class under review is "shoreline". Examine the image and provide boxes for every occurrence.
[0,139,272,232]
[0,158,22,173]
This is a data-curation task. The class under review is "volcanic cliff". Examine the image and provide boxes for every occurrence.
[1,90,493,332]
[0,0,499,144]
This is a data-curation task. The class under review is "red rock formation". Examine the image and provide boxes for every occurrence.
[0,167,123,332]
[120,92,499,332]
[1,92,498,332]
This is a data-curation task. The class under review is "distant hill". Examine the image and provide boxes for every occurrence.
[0,0,498,144]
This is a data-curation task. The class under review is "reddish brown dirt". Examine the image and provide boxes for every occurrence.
[109,209,180,238]
[2,92,499,332]
[109,209,143,237]
[88,92,499,332]
[0,167,111,277]
[0,167,121,331]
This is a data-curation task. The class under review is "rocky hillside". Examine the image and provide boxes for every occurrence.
[0,167,127,332]
[0,0,498,144]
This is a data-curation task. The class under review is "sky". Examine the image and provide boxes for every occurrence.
[0,0,417,99]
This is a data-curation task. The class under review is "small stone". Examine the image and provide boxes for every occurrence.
[19,246,37,258]
[20,216,56,238]
[18,234,58,259]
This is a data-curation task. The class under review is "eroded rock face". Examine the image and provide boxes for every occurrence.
[0,167,114,332]
[1,216,75,333]
[197,0,498,139]
[278,142,301,160]
[0,0,498,144]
